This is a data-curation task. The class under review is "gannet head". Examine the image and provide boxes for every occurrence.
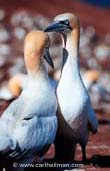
[84,70,100,83]
[8,74,24,97]
[24,30,54,73]
[44,13,79,33]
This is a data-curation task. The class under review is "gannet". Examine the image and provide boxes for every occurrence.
[82,70,100,90]
[0,74,27,101]
[45,13,98,161]
[82,70,110,107]
[8,74,27,97]
[0,69,98,101]
[0,31,57,167]
[53,69,99,91]
[7,73,57,98]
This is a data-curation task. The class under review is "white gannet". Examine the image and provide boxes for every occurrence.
[0,72,57,101]
[8,73,27,97]
[0,74,27,101]
[7,73,57,98]
[81,70,100,91]
[53,69,99,91]
[45,13,98,161]
[0,31,57,168]
[82,70,110,109]
[0,69,98,101]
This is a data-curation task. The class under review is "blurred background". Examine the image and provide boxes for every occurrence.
[0,0,110,169]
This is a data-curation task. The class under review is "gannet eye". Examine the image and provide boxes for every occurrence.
[60,20,69,26]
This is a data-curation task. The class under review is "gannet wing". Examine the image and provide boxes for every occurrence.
[7,114,57,159]
[87,99,98,134]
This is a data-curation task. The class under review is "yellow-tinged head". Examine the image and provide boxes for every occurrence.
[24,30,54,74]
[84,70,100,83]
[8,74,24,97]
[44,13,80,33]
[44,13,80,50]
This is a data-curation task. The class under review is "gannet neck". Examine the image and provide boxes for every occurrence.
[28,61,48,80]
[24,30,50,79]
[24,53,49,88]
[24,51,41,72]
[62,27,80,79]
[66,28,80,58]
[25,52,48,81]
[61,33,67,48]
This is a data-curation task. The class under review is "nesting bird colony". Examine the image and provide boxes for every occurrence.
[0,8,110,171]
[0,9,110,111]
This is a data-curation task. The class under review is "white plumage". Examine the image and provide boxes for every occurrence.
[0,31,57,166]
[45,13,98,161]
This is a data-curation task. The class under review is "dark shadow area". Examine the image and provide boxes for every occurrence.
[87,154,110,167]
[99,119,110,125]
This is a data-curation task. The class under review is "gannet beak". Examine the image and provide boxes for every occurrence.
[44,47,54,69]
[44,20,72,32]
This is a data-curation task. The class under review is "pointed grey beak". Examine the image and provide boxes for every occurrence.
[44,20,72,33]
[44,47,54,69]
